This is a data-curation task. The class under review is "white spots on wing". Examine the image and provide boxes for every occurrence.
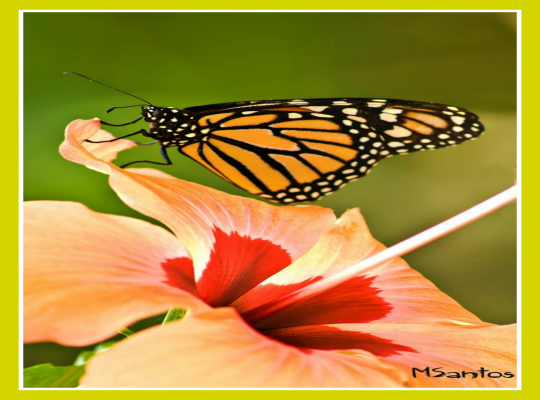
[447,106,459,111]
[242,111,257,115]
[343,120,353,126]
[312,113,334,118]
[367,102,385,108]
[380,113,398,123]
[382,108,403,115]
[451,116,466,125]
[307,106,327,112]
[438,134,451,139]
[289,113,303,119]
[452,126,464,132]
[342,108,358,115]
[349,116,367,123]
[385,126,412,137]
[387,141,405,148]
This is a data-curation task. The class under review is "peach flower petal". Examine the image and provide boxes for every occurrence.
[107,170,336,301]
[61,119,337,304]
[267,322,517,388]
[24,201,209,346]
[81,308,407,388]
[59,119,137,173]
[235,209,480,329]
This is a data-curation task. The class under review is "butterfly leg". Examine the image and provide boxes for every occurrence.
[100,117,143,127]
[133,141,159,146]
[119,146,173,168]
[84,129,148,144]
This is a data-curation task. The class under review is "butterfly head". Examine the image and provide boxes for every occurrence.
[141,106,196,146]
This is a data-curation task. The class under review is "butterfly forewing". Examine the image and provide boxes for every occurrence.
[176,98,483,203]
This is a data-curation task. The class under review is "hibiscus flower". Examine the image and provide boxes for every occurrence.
[23,119,516,388]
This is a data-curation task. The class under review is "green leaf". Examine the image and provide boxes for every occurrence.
[73,340,117,366]
[162,308,186,324]
[23,363,85,388]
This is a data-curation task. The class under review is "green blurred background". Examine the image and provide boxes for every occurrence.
[24,12,517,367]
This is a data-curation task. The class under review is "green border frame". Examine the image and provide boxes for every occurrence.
[9,1,535,397]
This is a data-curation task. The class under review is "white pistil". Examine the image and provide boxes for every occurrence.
[247,185,518,323]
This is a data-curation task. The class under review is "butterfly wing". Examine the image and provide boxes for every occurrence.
[179,99,483,203]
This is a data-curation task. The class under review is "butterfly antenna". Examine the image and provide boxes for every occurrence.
[64,72,153,106]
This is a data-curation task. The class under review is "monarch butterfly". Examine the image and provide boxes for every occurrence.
[67,73,484,204]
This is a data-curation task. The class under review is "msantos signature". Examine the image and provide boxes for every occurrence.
[67,72,484,204]
[412,367,515,379]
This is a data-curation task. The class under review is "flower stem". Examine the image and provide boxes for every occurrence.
[162,308,186,325]
[247,184,518,324]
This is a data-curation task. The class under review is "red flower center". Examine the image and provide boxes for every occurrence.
[161,228,415,356]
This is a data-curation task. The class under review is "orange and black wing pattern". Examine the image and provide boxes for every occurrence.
[180,98,484,203]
